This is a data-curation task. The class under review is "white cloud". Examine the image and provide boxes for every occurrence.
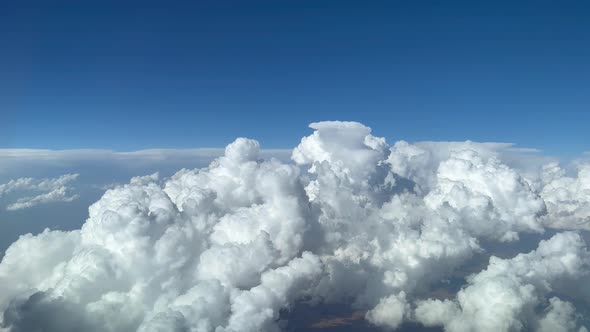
[414,232,590,332]
[0,174,78,196]
[537,297,588,332]
[6,187,79,211]
[424,149,546,241]
[539,163,590,230]
[0,121,589,332]
[0,148,291,176]
[0,174,79,211]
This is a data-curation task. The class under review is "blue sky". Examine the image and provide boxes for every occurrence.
[1,0,589,156]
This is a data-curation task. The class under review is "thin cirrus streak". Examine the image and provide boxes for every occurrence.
[0,121,589,332]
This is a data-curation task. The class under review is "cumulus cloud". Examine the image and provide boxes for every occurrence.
[0,174,79,211]
[539,163,590,230]
[537,297,588,332]
[414,232,590,332]
[0,121,589,332]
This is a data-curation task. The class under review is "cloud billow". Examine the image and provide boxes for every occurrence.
[0,121,589,332]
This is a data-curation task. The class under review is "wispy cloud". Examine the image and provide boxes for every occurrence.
[0,148,292,179]
[0,148,290,162]
[0,174,79,211]
[6,187,79,211]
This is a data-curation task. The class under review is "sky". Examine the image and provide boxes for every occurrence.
[1,0,589,156]
[2,3,590,331]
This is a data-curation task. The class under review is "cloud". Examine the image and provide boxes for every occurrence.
[6,187,79,211]
[0,174,78,196]
[537,297,588,332]
[0,121,589,332]
[539,163,590,230]
[0,148,291,178]
[414,232,590,332]
[0,174,79,211]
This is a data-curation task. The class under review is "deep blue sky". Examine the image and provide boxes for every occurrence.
[1,0,589,155]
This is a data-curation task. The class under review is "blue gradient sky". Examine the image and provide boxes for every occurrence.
[1,0,589,156]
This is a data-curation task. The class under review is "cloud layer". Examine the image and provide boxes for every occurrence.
[1,121,589,332]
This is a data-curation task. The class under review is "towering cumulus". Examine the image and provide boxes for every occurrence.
[1,122,589,332]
